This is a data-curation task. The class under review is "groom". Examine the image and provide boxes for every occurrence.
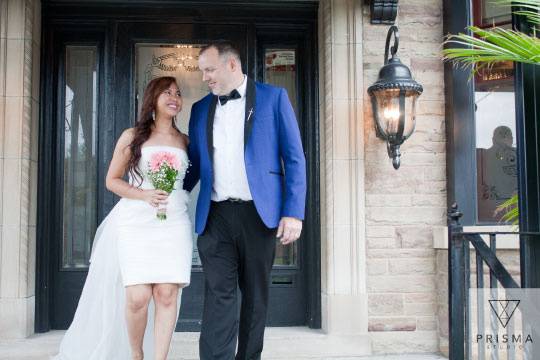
[183,40,306,360]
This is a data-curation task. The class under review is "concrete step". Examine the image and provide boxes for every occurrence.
[0,327,448,360]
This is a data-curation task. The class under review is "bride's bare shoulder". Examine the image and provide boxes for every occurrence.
[118,127,136,145]
[122,127,136,139]
[114,128,137,156]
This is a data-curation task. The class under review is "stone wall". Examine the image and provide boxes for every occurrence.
[0,0,41,339]
[361,0,446,353]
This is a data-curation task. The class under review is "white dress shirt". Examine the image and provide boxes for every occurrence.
[211,75,253,201]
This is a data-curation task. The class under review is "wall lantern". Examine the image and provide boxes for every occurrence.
[367,26,423,169]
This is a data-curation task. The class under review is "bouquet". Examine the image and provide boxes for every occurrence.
[147,151,181,220]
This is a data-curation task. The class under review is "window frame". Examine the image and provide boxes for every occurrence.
[443,0,519,226]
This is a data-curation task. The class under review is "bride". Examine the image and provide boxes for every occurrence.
[53,76,193,360]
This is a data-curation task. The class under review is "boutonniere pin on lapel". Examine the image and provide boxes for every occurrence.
[247,108,254,122]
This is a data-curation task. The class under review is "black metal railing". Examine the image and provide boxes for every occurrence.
[448,204,540,360]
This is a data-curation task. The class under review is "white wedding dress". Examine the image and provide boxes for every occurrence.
[53,145,193,360]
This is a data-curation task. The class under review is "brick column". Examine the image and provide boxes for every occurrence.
[0,0,41,338]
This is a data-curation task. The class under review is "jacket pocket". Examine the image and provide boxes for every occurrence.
[269,170,284,176]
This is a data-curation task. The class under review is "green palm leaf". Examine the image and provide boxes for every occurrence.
[495,193,519,226]
[514,10,540,25]
[442,0,540,71]
[493,0,540,25]
[443,27,540,70]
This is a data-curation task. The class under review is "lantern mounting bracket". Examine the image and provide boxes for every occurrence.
[368,0,399,25]
[384,25,399,64]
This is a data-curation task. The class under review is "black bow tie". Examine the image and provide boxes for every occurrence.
[218,89,241,105]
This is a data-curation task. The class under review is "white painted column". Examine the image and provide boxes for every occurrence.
[319,0,369,344]
[0,0,41,339]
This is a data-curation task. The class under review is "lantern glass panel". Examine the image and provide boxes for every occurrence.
[404,91,419,139]
[372,89,419,140]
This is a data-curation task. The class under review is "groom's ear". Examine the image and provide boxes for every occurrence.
[228,56,241,72]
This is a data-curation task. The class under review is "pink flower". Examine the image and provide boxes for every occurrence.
[149,151,181,172]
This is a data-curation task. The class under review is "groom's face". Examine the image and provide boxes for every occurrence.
[198,47,235,96]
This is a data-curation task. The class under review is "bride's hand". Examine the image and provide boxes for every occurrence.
[141,189,169,207]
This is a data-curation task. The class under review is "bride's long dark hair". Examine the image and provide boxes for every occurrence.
[127,76,181,185]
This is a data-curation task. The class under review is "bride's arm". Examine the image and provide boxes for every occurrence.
[105,128,143,200]
[105,128,168,205]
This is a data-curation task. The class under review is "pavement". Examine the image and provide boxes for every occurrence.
[0,327,449,360]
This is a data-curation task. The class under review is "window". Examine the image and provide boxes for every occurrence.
[264,48,298,267]
[444,0,519,226]
[63,46,98,268]
[472,1,517,224]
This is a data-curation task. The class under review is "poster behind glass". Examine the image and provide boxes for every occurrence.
[477,0,512,27]
[135,43,207,266]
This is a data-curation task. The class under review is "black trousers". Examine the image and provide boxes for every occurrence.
[197,201,276,360]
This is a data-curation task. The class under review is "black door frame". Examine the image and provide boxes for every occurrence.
[37,0,320,332]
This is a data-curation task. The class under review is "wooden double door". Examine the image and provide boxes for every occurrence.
[37,2,320,333]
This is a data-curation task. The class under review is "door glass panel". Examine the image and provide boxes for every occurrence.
[135,43,207,267]
[63,46,98,269]
[265,49,298,115]
[264,48,298,267]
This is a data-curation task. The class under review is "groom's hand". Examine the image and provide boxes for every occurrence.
[276,217,303,245]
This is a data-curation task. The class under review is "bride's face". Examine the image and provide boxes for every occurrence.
[155,83,182,118]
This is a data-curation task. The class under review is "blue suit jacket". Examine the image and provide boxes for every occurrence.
[183,78,307,234]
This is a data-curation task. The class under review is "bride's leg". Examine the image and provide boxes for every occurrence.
[152,283,180,360]
[126,284,153,360]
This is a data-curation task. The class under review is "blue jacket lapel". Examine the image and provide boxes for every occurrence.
[205,95,218,163]
[244,78,256,150]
